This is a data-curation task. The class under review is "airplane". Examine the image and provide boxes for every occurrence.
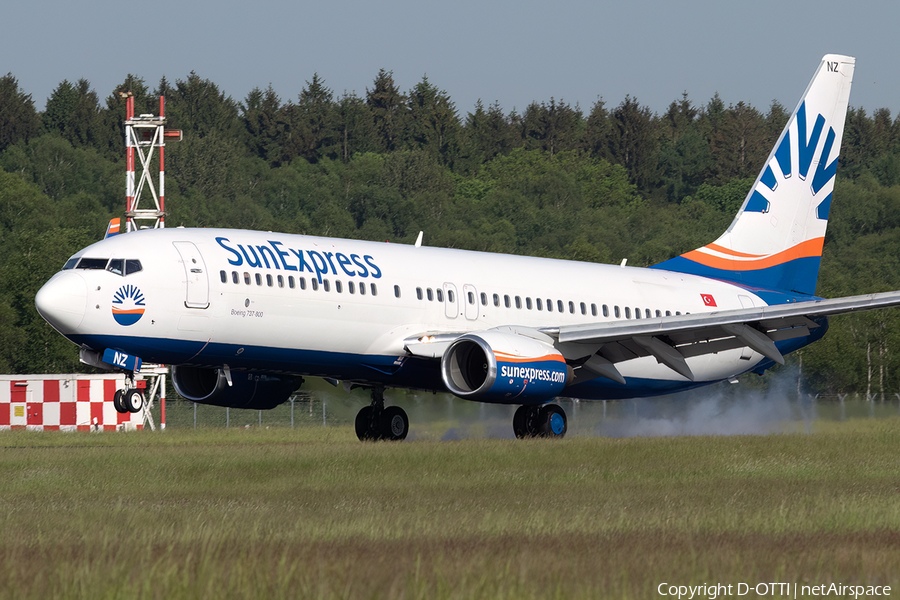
[35,54,900,441]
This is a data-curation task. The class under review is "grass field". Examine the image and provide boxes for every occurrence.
[2,418,900,599]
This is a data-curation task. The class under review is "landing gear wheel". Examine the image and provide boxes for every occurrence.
[123,389,144,413]
[513,405,541,438]
[513,405,530,438]
[381,406,409,441]
[113,389,127,414]
[355,406,376,441]
[537,404,567,438]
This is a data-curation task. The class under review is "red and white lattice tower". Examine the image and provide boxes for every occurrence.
[123,93,182,232]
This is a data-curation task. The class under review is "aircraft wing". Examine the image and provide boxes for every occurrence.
[543,291,900,383]
[404,291,900,384]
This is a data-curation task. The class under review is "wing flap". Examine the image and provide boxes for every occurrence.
[548,291,900,383]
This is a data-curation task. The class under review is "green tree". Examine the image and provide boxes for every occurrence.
[366,69,406,152]
[42,79,105,149]
[162,72,241,139]
[407,75,460,164]
[0,74,40,153]
[608,96,658,192]
[241,85,282,164]
[522,98,582,159]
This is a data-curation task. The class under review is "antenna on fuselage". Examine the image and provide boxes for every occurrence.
[120,92,182,232]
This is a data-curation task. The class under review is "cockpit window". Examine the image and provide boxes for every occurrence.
[125,260,142,275]
[73,257,142,276]
[107,259,124,275]
[62,257,79,270]
[76,258,108,270]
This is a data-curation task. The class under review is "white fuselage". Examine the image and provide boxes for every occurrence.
[37,227,788,400]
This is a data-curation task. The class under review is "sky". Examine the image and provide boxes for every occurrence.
[4,0,899,119]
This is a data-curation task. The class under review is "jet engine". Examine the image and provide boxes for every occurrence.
[171,366,303,409]
[440,329,570,403]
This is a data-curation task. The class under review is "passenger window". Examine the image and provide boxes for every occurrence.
[278,275,284,288]
[244,272,251,285]
[312,279,319,291]
[255,273,262,286]
[416,287,423,300]
[299,277,306,290]
[568,301,575,314]
[625,307,631,319]
[125,260,143,275]
[614,306,621,318]
[591,303,597,317]
[107,259,124,276]
[580,302,586,315]
[323,279,330,292]
[525,297,532,310]
[266,274,273,287]
[289,276,295,289]
[537,298,543,311]
[493,294,500,307]
[646,309,651,318]
[370,284,377,296]
[547,299,553,313]
[219,270,226,283]
[557,300,564,313]
[504,295,511,308]
[437,289,444,302]
[634,309,641,319]
[359,282,365,295]
[666,310,671,316]
[468,291,475,305]
[480,292,487,306]
[447,289,454,302]
[335,280,342,293]
[232,271,239,284]
[394,285,401,298]
[349,281,356,294]
[427,288,434,301]
[515,296,522,309]
[603,305,609,317]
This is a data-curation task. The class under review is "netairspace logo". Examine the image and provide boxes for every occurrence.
[112,284,145,326]
[657,581,891,599]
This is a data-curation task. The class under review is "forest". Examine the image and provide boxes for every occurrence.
[2,69,900,396]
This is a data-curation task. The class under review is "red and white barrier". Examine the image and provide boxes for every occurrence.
[0,374,144,431]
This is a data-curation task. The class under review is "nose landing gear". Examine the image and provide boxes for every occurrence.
[112,373,145,414]
[355,387,409,441]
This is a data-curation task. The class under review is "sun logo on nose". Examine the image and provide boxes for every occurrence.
[112,284,146,326]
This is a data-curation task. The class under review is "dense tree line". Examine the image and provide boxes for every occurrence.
[2,70,900,396]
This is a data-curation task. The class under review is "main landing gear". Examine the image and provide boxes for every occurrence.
[355,387,409,441]
[113,373,144,414]
[513,404,567,439]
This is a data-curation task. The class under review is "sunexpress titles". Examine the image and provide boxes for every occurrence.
[215,237,382,284]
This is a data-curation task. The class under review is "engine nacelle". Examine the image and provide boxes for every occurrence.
[171,366,303,410]
[441,329,570,404]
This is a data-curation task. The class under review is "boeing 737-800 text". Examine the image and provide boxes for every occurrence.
[35,55,900,440]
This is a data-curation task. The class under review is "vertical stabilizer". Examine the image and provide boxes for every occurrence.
[653,55,855,296]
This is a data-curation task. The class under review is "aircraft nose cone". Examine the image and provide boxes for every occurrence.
[35,272,87,334]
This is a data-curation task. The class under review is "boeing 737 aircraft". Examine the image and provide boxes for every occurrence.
[35,55,900,440]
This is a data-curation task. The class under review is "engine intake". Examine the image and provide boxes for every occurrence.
[441,329,569,403]
[172,366,302,409]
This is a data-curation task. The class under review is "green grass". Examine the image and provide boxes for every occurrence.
[2,420,900,599]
